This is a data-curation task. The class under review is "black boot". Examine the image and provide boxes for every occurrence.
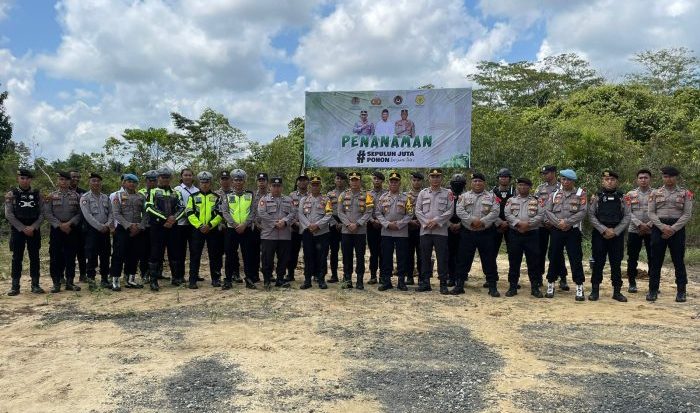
[317,275,328,290]
[416,276,432,292]
[355,275,364,290]
[588,284,600,301]
[646,290,658,301]
[8,283,19,296]
[100,274,111,289]
[627,273,638,293]
[405,274,415,285]
[232,273,243,284]
[397,277,407,291]
[488,282,500,297]
[439,280,449,295]
[170,261,182,286]
[676,285,687,303]
[378,275,393,291]
[211,273,222,288]
[65,278,81,291]
[531,286,544,298]
[559,277,570,291]
[31,279,45,294]
[505,283,518,297]
[149,263,160,291]
[612,286,627,302]
[447,276,455,288]
[300,276,312,290]
[449,278,465,295]
[244,277,257,289]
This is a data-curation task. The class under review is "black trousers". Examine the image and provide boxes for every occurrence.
[627,232,651,277]
[648,222,687,291]
[149,225,179,272]
[84,226,111,281]
[111,226,145,278]
[406,227,421,278]
[261,239,290,283]
[174,225,193,279]
[212,227,225,275]
[224,226,254,281]
[251,227,262,282]
[10,227,41,286]
[546,228,585,285]
[367,224,382,277]
[380,236,408,286]
[341,233,366,281]
[591,229,624,287]
[456,227,498,284]
[447,227,460,282]
[302,230,330,280]
[537,226,569,280]
[49,226,79,285]
[328,223,342,277]
[507,228,540,287]
[139,227,151,277]
[419,234,449,282]
[495,227,510,253]
[286,229,303,278]
[189,229,223,283]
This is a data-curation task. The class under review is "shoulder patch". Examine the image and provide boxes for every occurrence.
[687,190,694,200]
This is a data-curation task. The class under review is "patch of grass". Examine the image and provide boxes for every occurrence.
[686,247,700,265]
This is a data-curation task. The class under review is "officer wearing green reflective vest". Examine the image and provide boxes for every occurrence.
[137,170,158,284]
[221,169,257,290]
[186,171,223,289]
[145,167,185,291]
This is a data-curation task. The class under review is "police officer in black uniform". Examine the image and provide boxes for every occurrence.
[5,169,45,295]
[492,168,516,288]
[588,170,630,302]
[69,170,88,282]
[447,173,467,286]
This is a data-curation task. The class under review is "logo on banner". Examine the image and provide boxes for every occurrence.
[356,150,366,164]
[371,97,381,106]
[351,96,360,105]
[415,95,425,105]
[393,95,403,105]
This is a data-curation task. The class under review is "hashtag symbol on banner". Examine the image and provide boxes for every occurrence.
[356,150,366,164]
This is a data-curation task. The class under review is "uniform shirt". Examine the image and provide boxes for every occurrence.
[352,120,374,136]
[368,187,387,222]
[289,189,309,226]
[544,187,588,229]
[504,194,543,230]
[624,187,652,233]
[456,190,500,231]
[109,187,125,226]
[186,191,223,229]
[395,119,415,137]
[112,191,147,230]
[648,185,694,231]
[376,191,413,237]
[256,193,295,240]
[253,189,268,229]
[44,189,82,228]
[405,188,422,230]
[588,191,631,236]
[174,183,199,225]
[375,119,394,136]
[337,189,374,235]
[4,187,43,231]
[221,190,255,228]
[298,193,333,236]
[493,185,515,226]
[535,181,560,225]
[80,191,112,231]
[145,186,185,225]
[327,187,345,224]
[138,187,153,228]
[414,186,454,236]
[214,188,233,230]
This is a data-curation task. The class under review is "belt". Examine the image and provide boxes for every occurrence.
[660,218,679,225]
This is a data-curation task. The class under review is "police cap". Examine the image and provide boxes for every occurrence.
[231,169,246,180]
[310,175,322,184]
[602,170,619,179]
[428,168,443,176]
[270,176,283,185]
[144,170,158,180]
[516,177,532,186]
[257,172,268,181]
[660,166,680,177]
[57,171,72,180]
[297,173,309,181]
[450,173,466,183]
[157,167,173,177]
[388,171,401,181]
[497,168,512,178]
[471,172,486,181]
[220,171,231,179]
[17,168,34,178]
[348,172,361,180]
[541,165,557,174]
[197,171,213,182]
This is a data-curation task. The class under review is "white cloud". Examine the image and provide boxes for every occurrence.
[0,0,11,21]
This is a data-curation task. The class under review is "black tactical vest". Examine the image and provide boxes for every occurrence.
[596,190,624,226]
[12,188,41,225]
[493,186,515,219]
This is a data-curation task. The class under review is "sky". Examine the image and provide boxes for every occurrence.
[0,0,698,161]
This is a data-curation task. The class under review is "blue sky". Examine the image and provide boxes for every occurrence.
[0,0,698,160]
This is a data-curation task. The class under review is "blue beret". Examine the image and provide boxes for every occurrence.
[559,169,577,181]
[123,173,139,183]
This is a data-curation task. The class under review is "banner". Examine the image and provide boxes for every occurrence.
[304,88,471,168]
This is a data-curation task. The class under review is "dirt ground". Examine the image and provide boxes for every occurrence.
[1,252,699,413]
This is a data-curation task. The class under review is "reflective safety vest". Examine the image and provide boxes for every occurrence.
[226,191,254,225]
[186,191,222,228]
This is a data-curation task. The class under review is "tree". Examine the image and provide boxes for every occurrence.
[626,47,700,94]
[0,85,13,159]
[104,127,175,172]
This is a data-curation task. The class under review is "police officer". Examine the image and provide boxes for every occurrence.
[5,169,44,295]
[535,165,569,291]
[588,170,630,302]
[298,175,333,289]
[625,169,653,293]
[111,173,147,290]
[367,171,386,285]
[414,169,453,293]
[251,172,269,283]
[213,171,233,283]
[138,170,158,284]
[80,172,112,290]
[257,177,295,289]
[286,174,309,282]
[145,167,185,291]
[44,171,83,292]
[493,168,515,251]
[647,166,694,302]
[454,172,501,297]
[447,173,467,287]
[544,169,587,301]
[504,177,544,297]
[221,169,256,290]
[337,172,374,289]
[69,170,88,282]
[186,171,223,289]
[174,168,200,282]
[327,171,348,283]
[404,171,424,285]
[376,172,412,291]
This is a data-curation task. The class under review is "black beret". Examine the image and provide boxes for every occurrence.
[57,171,72,179]
[89,172,103,181]
[516,177,532,186]
[257,172,268,181]
[296,173,309,181]
[17,168,34,178]
[372,171,385,180]
[602,170,619,179]
[335,171,348,180]
[410,171,424,180]
[471,172,486,181]
[540,165,556,173]
[660,166,680,177]
[270,177,283,185]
